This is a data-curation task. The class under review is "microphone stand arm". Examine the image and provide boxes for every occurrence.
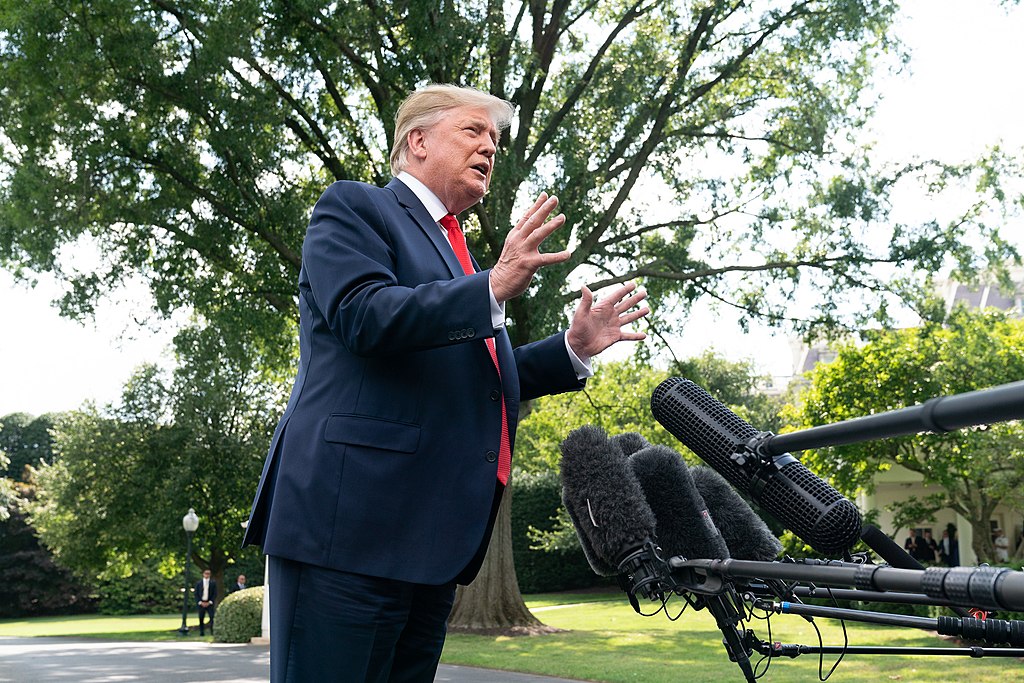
[669,557,1024,612]
[756,599,1024,647]
[746,631,1024,659]
[758,380,1024,455]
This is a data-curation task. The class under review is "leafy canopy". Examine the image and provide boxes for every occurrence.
[789,306,1024,562]
[2,0,1019,355]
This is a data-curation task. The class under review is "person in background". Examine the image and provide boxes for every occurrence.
[994,528,1010,563]
[937,529,952,564]
[230,574,247,593]
[919,529,938,564]
[194,568,217,636]
[904,531,918,558]
[242,83,650,682]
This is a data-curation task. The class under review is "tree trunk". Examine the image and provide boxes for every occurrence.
[447,480,560,636]
[970,518,995,564]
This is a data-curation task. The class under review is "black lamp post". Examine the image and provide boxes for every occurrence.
[177,508,199,636]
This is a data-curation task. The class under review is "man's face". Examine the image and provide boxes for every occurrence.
[238,575,246,584]
[414,105,498,214]
[203,570,211,579]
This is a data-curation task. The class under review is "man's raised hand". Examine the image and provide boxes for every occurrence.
[489,193,572,303]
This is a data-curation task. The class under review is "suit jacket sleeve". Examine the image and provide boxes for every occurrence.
[302,181,496,357]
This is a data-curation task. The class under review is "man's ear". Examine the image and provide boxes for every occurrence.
[408,128,428,161]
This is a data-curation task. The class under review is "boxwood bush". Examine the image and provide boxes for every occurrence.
[213,586,263,643]
[94,560,181,615]
[511,469,601,594]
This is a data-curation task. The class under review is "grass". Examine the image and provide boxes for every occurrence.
[1,593,1021,682]
[441,592,1024,682]
[0,613,215,642]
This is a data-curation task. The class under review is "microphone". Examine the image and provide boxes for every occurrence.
[559,425,660,576]
[610,431,650,457]
[625,443,757,682]
[627,444,731,562]
[651,377,862,557]
[691,466,783,562]
[562,428,756,681]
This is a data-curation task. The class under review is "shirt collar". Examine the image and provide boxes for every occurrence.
[396,171,448,223]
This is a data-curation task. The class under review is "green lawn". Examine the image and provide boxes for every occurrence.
[0,613,214,642]
[441,592,1024,682]
[1,593,1021,682]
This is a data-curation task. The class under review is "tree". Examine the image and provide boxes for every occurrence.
[4,1,1021,629]
[0,470,96,617]
[0,412,57,481]
[0,452,14,522]
[790,307,1024,564]
[26,325,287,587]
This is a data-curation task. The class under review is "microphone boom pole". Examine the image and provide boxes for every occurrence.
[670,557,1024,612]
[763,380,1024,455]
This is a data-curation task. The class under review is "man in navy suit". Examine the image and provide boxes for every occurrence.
[243,84,649,682]
[194,569,217,636]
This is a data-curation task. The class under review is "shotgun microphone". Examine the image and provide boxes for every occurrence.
[691,466,783,562]
[627,444,731,561]
[559,425,660,576]
[651,377,861,556]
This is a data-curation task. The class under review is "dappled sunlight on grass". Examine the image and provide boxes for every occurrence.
[0,614,215,642]
[442,597,1024,683]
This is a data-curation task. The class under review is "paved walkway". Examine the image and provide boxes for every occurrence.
[0,637,586,682]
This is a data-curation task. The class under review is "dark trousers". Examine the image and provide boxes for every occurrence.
[197,603,215,635]
[268,555,456,683]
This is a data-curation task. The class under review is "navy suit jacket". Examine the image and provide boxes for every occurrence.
[243,178,584,585]
[195,579,217,607]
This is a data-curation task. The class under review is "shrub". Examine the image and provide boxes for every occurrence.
[511,469,601,594]
[0,507,95,617]
[94,560,181,615]
[214,586,263,643]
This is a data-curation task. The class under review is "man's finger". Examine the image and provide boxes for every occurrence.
[516,194,558,232]
[535,248,573,267]
[615,290,648,313]
[522,213,566,246]
[618,307,650,325]
[577,285,594,312]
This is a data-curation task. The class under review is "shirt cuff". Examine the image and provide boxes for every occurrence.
[564,333,593,380]
[488,280,506,330]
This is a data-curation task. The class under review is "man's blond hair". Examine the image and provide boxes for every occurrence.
[390,84,514,176]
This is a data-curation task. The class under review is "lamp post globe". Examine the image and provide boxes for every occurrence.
[177,508,199,636]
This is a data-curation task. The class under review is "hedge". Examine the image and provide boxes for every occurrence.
[510,469,602,594]
[214,586,264,643]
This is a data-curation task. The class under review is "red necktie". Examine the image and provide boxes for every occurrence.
[440,213,511,485]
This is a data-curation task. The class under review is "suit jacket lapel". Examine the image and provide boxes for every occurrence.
[386,178,499,372]
[386,178,463,279]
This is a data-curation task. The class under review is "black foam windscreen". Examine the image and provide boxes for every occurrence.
[628,445,730,561]
[560,425,659,576]
[651,377,861,557]
[691,466,782,561]
[610,432,650,457]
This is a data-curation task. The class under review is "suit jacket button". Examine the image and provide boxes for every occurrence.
[448,331,455,340]
[490,389,500,401]
[467,327,475,338]
[485,450,497,463]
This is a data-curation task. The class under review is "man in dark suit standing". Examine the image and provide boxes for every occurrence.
[229,574,246,593]
[243,84,650,682]
[194,569,217,636]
